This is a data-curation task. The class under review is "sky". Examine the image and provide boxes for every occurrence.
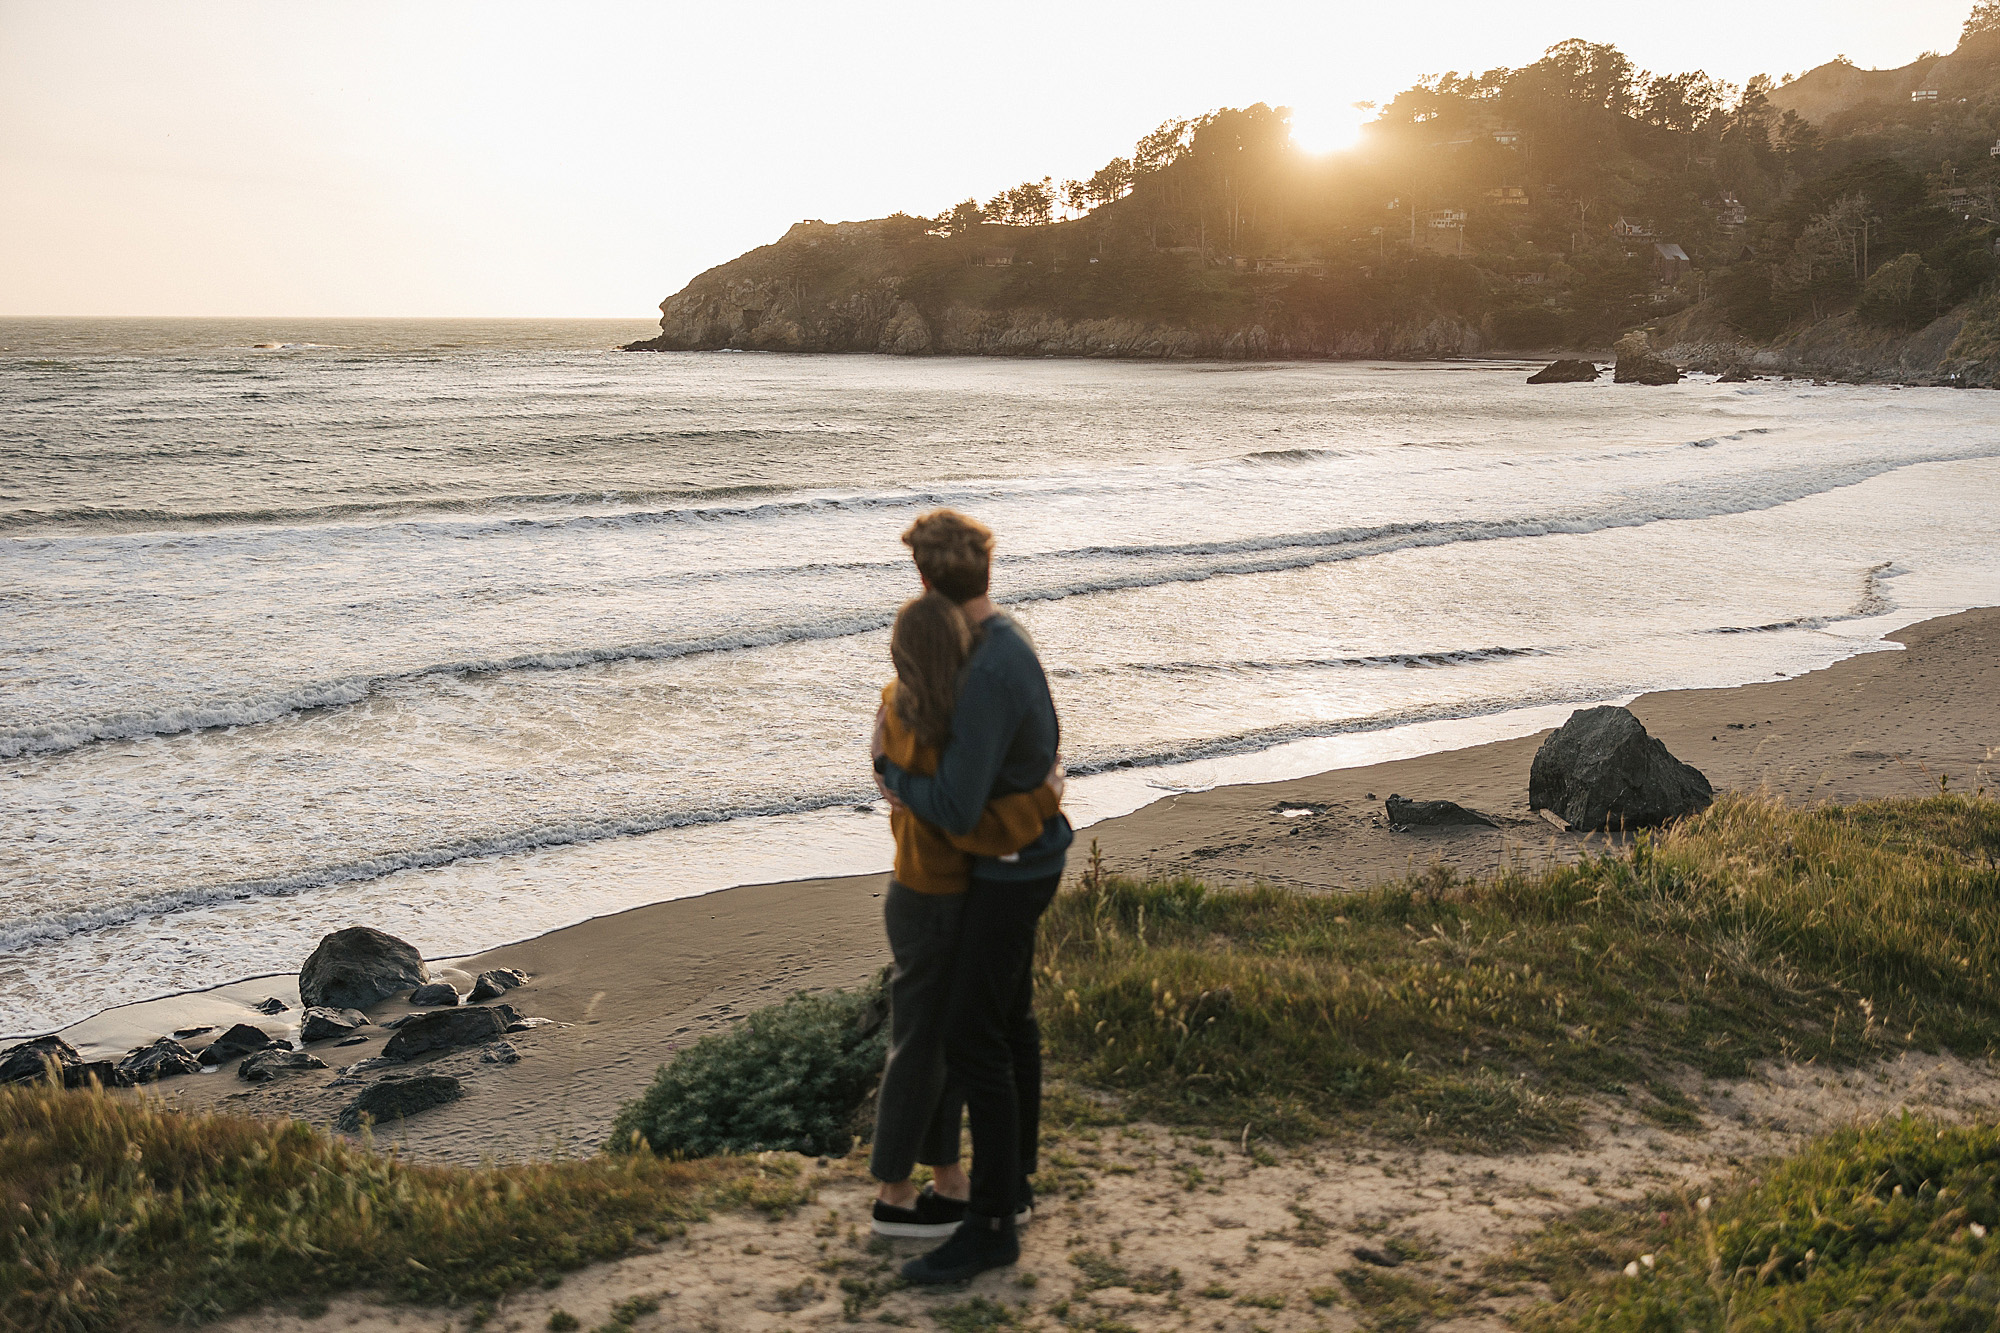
[0,1,1980,318]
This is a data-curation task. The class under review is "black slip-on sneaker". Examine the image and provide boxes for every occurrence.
[900,1214,1020,1284]
[871,1185,969,1238]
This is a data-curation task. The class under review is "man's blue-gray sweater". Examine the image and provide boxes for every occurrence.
[880,613,1073,881]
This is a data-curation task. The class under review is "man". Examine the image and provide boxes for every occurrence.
[872,509,1073,1283]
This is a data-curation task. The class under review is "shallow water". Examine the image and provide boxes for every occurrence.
[5,318,1998,1035]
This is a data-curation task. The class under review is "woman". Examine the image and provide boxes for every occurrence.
[868,591,1061,1238]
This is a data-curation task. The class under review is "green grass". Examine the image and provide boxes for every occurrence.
[0,1082,808,1332]
[1508,1115,2000,1331]
[1037,793,2000,1146]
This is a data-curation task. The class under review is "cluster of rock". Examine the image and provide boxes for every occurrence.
[2,926,539,1136]
[1383,704,1712,836]
[1610,332,1682,384]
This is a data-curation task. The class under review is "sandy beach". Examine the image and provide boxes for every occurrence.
[74,606,1999,1165]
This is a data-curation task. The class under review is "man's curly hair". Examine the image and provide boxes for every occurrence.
[901,509,994,603]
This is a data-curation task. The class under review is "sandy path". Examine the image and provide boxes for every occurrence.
[213,1050,2000,1333]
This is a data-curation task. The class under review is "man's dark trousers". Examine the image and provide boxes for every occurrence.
[941,869,1063,1220]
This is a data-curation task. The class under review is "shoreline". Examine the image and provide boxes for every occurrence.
[65,605,2000,1162]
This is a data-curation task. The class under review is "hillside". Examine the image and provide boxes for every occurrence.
[629,26,2000,376]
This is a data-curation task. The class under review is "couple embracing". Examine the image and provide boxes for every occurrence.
[866,509,1073,1284]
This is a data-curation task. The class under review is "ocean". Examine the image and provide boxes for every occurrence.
[5,317,1998,1037]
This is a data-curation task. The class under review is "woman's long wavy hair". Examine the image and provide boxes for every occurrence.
[890,592,973,751]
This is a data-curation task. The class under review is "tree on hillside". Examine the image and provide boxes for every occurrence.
[1964,1,2000,43]
[932,199,984,235]
[985,179,1054,227]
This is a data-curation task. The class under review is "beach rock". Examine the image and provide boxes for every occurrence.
[335,1035,371,1047]
[1612,333,1682,385]
[504,1016,557,1034]
[1717,363,1757,383]
[336,1074,463,1132]
[468,968,527,1002]
[238,1049,328,1082]
[1,1035,81,1086]
[71,1061,136,1089]
[341,1056,403,1077]
[198,1023,285,1066]
[173,1025,214,1039]
[408,982,460,1007]
[479,1041,522,1065]
[299,927,428,1011]
[382,1004,520,1061]
[1385,794,1498,828]
[299,1006,370,1044]
[119,1037,203,1083]
[251,996,290,1015]
[1530,705,1714,831]
[1525,358,1599,384]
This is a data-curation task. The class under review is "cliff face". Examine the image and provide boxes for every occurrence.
[626,218,1490,361]
[1654,292,2000,387]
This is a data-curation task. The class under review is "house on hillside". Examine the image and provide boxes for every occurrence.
[1652,243,1691,285]
[1611,215,1655,240]
[1483,186,1529,207]
[1713,194,1747,230]
[1990,138,2000,158]
[1419,210,1468,257]
[1912,88,1939,103]
[972,246,1016,268]
[1491,126,1521,146]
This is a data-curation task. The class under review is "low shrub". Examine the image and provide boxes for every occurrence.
[609,979,887,1158]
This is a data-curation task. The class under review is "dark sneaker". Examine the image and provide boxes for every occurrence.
[900,1214,1020,1284]
[871,1185,968,1238]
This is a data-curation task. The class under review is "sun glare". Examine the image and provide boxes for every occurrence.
[1289,104,1368,155]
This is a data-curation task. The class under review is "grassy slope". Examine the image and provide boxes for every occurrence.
[1037,794,2000,1147]
[0,1088,806,1332]
[1507,1115,2000,1330]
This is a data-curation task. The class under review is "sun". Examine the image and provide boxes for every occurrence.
[1289,103,1370,155]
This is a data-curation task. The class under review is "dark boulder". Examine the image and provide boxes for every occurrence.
[1529,706,1713,831]
[336,1074,463,1132]
[1385,794,1497,828]
[1525,359,1600,384]
[238,1049,328,1082]
[479,1041,522,1065]
[382,1004,520,1061]
[1,1035,81,1086]
[252,996,290,1015]
[300,927,428,1011]
[299,1006,370,1043]
[72,1062,134,1088]
[468,968,527,1002]
[408,982,460,1007]
[1612,333,1681,385]
[119,1037,203,1083]
[1717,363,1757,383]
[199,1022,285,1066]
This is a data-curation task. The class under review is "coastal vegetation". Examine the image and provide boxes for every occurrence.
[1035,792,2000,1147]
[6,792,1997,1329]
[634,12,2000,374]
[0,1087,806,1331]
[1510,1115,2000,1329]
